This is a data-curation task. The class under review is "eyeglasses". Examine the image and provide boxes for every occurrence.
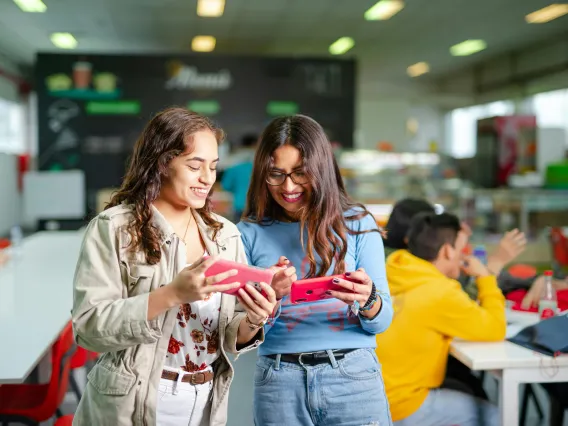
[266,170,309,186]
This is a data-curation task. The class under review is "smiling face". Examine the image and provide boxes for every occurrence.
[159,130,219,209]
[266,144,313,218]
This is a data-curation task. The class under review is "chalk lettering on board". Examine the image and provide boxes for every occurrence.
[165,62,232,91]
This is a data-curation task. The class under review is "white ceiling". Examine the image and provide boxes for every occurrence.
[0,0,567,82]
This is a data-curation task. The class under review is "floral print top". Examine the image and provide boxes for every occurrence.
[164,263,221,372]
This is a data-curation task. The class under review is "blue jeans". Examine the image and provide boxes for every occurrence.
[253,348,393,426]
[394,388,499,426]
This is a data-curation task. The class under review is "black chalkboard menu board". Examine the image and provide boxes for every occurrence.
[35,53,356,214]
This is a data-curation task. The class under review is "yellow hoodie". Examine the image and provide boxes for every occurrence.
[375,250,506,421]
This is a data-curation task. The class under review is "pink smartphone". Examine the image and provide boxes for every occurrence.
[203,257,274,296]
[290,274,353,304]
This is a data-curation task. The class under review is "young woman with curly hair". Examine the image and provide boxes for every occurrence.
[72,107,277,426]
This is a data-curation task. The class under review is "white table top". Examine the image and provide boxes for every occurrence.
[0,231,84,384]
[451,340,568,370]
[450,308,568,371]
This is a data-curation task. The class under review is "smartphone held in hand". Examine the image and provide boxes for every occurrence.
[290,274,355,304]
[203,257,274,297]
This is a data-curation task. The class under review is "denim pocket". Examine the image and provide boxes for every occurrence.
[338,349,381,381]
[253,363,274,386]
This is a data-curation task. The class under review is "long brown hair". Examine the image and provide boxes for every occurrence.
[107,107,225,265]
[244,114,379,277]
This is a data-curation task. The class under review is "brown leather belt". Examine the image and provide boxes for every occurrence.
[161,370,214,385]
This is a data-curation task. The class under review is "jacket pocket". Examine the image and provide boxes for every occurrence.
[121,263,155,296]
[87,362,136,395]
[77,363,138,425]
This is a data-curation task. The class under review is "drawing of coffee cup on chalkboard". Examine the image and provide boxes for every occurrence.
[73,61,92,89]
[93,73,118,93]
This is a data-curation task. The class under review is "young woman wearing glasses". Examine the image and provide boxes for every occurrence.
[236,115,394,426]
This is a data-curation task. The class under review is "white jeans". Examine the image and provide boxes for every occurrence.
[156,367,213,426]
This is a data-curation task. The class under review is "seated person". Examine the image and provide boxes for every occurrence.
[376,212,506,426]
[520,274,568,309]
[384,198,527,293]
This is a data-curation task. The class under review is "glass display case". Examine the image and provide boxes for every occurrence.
[336,149,568,242]
[336,149,462,225]
[459,188,568,238]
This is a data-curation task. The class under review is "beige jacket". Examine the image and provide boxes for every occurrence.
[71,204,262,426]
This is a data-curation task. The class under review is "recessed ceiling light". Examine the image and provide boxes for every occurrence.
[50,33,78,50]
[407,62,430,77]
[364,0,404,20]
[192,36,216,52]
[197,0,225,17]
[526,4,568,23]
[450,39,487,56]
[329,37,355,55]
[13,0,46,12]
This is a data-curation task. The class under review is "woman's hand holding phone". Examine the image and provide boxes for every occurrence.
[269,256,297,300]
[170,256,241,304]
[237,282,278,325]
[327,268,381,316]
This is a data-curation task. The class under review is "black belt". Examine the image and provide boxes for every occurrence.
[267,349,355,366]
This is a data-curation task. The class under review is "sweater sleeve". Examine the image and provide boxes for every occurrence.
[430,276,507,341]
[353,214,393,335]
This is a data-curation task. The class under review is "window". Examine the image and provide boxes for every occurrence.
[0,98,25,154]
[532,89,568,137]
[446,100,515,158]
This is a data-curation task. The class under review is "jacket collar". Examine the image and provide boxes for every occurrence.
[151,204,239,245]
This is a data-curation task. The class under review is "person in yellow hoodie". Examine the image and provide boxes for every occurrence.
[376,211,506,426]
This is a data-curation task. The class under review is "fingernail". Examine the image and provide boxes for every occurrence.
[345,272,351,276]
[333,278,340,283]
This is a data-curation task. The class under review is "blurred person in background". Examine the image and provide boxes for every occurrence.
[221,133,257,222]
[384,198,526,399]
[520,273,568,309]
[72,108,276,426]
[383,198,435,258]
[238,115,394,426]
[376,212,505,426]
[385,198,528,294]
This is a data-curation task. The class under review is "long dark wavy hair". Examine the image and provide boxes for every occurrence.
[384,198,435,249]
[243,114,380,278]
[107,107,225,265]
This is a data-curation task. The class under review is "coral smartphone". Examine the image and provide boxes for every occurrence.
[203,257,274,296]
[290,274,354,304]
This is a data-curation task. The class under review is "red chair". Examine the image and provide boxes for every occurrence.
[54,414,74,426]
[69,347,98,400]
[0,238,10,250]
[0,322,76,425]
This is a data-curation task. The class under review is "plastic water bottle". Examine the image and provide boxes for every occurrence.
[10,225,23,258]
[472,245,488,265]
[539,270,558,320]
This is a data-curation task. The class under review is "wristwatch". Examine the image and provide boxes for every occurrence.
[245,315,268,331]
[360,282,378,312]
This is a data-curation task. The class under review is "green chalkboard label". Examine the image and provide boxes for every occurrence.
[86,100,141,115]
